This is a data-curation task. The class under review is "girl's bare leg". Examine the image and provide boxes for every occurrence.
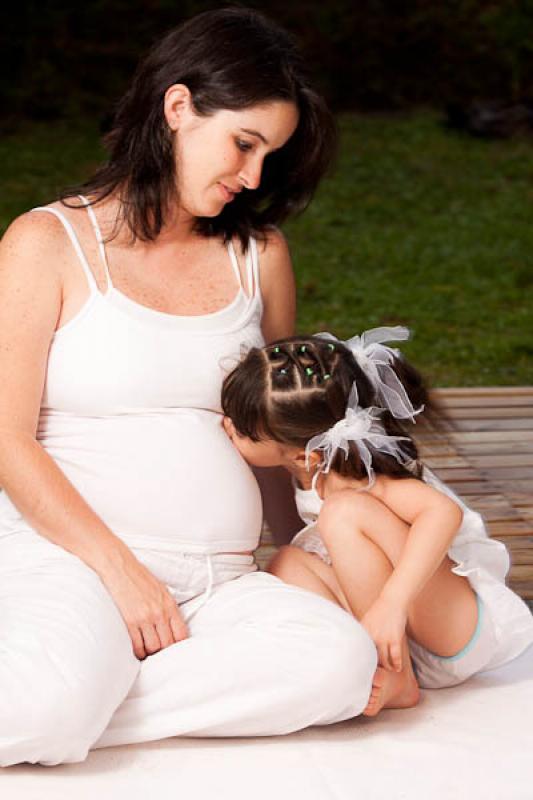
[318,493,479,659]
[268,545,345,607]
[268,544,420,715]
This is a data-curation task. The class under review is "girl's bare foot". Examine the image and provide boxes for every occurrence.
[363,663,420,717]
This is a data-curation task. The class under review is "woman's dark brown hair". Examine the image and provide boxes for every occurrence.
[221,335,435,482]
[60,6,337,250]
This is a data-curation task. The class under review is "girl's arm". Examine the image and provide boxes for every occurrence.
[370,476,464,609]
[251,228,303,544]
[0,212,187,659]
[319,474,463,671]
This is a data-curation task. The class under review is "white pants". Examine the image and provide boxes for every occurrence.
[0,531,377,767]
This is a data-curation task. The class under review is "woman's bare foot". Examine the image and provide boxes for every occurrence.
[363,663,420,717]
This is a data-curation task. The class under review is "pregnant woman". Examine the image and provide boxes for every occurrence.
[0,8,376,766]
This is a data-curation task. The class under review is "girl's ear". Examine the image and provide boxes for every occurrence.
[291,448,321,471]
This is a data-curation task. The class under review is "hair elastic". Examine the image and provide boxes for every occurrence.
[315,326,423,422]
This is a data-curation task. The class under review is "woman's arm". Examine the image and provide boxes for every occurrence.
[252,227,302,544]
[371,477,464,610]
[0,213,187,658]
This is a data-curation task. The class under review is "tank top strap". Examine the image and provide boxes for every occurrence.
[226,240,244,290]
[30,205,98,295]
[226,236,260,301]
[245,236,260,300]
[78,195,113,291]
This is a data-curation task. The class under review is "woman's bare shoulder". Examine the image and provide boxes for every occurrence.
[0,205,71,281]
[256,226,290,259]
[2,204,67,248]
[231,226,289,261]
[254,227,293,285]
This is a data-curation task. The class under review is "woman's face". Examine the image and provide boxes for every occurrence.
[171,95,299,218]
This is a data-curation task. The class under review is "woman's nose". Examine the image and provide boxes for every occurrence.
[240,157,263,190]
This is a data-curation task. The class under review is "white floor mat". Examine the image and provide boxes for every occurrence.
[4,644,532,800]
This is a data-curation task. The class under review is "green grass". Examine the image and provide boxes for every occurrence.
[1,111,532,386]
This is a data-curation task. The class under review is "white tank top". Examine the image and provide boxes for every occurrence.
[0,198,264,554]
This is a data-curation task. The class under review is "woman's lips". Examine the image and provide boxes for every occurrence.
[218,183,236,202]
[218,183,235,203]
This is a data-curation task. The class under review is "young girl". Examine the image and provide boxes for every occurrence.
[222,327,533,716]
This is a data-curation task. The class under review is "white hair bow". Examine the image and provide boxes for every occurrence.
[315,326,423,422]
[305,383,412,486]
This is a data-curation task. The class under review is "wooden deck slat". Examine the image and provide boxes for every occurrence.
[432,388,533,599]
[443,442,533,456]
[437,407,533,419]
[466,454,533,468]
[452,419,533,431]
[447,480,533,495]
[449,431,533,443]
[437,466,533,480]
[436,395,533,408]
[432,387,533,397]
[419,456,471,468]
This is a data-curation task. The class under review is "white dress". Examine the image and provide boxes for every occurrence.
[291,465,533,683]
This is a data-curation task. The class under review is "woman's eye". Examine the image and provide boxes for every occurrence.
[236,139,253,152]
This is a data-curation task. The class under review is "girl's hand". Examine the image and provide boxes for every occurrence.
[100,552,189,660]
[361,596,407,672]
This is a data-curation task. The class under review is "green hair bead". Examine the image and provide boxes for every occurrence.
[305,367,314,376]
[327,343,335,352]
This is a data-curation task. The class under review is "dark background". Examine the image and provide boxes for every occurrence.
[2,0,533,127]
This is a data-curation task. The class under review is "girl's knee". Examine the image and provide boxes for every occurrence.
[319,490,377,534]
[322,489,376,514]
[267,544,305,576]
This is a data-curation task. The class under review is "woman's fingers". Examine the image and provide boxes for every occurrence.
[129,625,147,660]
[154,618,175,650]
[132,609,189,661]
[141,623,162,656]
[155,607,189,649]
[170,611,189,643]
[102,553,191,658]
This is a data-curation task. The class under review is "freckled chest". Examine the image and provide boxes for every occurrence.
[105,237,242,315]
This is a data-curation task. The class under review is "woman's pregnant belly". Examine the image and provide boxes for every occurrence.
[35,408,263,554]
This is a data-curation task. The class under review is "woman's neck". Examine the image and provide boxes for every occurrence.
[89,192,200,248]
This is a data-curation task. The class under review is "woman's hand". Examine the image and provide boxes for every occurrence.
[361,596,408,672]
[100,552,189,660]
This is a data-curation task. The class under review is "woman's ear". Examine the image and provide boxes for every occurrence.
[164,84,194,131]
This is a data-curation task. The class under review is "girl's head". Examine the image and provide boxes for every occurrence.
[221,334,430,481]
[62,7,336,248]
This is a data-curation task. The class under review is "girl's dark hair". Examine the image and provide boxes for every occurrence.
[60,7,337,250]
[221,335,436,482]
